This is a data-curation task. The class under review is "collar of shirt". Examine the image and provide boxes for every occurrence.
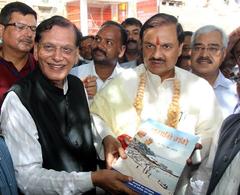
[92,61,125,81]
[0,54,35,79]
[214,71,235,89]
[145,65,178,87]
[120,60,137,69]
[63,78,68,95]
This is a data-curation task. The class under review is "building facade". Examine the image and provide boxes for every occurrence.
[66,0,159,35]
[1,0,240,36]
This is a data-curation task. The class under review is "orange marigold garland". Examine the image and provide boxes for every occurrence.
[133,73,146,118]
[133,72,180,128]
[166,79,180,128]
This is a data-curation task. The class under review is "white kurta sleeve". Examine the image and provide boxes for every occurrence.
[91,114,115,160]
[0,91,94,195]
[91,113,115,140]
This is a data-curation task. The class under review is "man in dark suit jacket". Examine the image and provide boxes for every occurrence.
[207,113,240,195]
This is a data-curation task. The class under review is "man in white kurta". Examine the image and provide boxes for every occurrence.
[90,13,223,194]
[91,64,223,194]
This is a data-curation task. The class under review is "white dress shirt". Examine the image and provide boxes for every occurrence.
[119,60,137,69]
[0,79,100,195]
[70,61,125,92]
[213,71,238,118]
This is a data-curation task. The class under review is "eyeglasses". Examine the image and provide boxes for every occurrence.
[39,43,77,55]
[4,22,37,32]
[192,46,223,55]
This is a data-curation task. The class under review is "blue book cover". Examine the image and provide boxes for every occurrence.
[113,119,199,195]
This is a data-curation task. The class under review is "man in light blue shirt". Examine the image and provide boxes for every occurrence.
[191,25,238,118]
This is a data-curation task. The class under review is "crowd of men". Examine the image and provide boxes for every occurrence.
[0,1,239,195]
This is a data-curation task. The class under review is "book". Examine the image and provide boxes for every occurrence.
[113,119,199,195]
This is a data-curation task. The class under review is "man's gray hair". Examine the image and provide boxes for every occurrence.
[191,25,228,48]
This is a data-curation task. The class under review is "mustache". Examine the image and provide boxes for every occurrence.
[196,56,212,64]
[127,39,137,44]
[20,38,33,44]
[92,47,106,56]
[149,57,166,63]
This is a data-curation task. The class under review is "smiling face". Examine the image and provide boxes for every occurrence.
[191,31,226,77]
[34,25,78,88]
[142,24,182,81]
[1,12,36,53]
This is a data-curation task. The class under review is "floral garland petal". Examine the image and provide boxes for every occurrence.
[133,73,180,128]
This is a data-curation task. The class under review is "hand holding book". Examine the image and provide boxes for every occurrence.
[103,135,127,169]
[113,119,199,195]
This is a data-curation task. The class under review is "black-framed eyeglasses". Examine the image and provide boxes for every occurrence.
[4,22,36,32]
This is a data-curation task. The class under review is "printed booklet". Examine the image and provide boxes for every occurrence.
[113,119,199,195]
